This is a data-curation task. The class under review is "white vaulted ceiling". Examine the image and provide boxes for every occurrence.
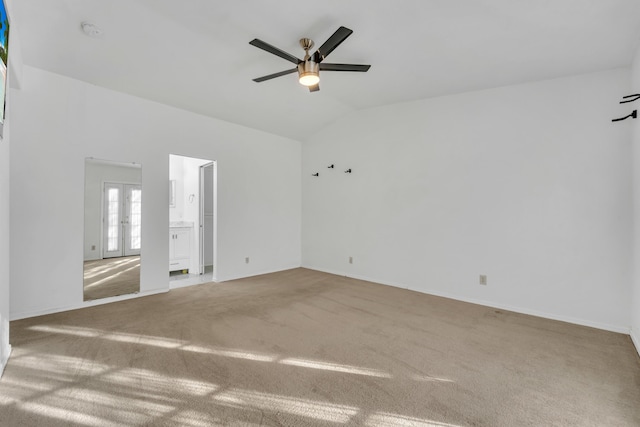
[10,0,640,140]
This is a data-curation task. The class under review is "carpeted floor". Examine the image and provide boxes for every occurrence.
[83,256,140,301]
[1,268,639,426]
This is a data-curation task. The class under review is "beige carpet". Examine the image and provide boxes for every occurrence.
[1,268,639,426]
[83,256,140,301]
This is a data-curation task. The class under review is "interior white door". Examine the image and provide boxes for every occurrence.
[103,183,142,258]
[199,162,214,274]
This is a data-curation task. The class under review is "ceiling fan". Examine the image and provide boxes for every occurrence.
[249,26,371,92]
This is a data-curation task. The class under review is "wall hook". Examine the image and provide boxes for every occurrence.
[345,168,352,173]
[620,94,640,104]
[612,110,637,122]
[327,164,334,168]
[312,173,319,177]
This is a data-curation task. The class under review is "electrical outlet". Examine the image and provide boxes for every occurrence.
[91,245,96,251]
[245,257,250,264]
[479,275,487,285]
[349,256,353,264]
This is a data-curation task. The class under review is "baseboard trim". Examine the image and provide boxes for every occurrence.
[0,344,11,379]
[215,264,302,283]
[302,265,629,335]
[10,264,303,321]
[169,280,203,291]
[631,328,640,358]
[10,288,169,321]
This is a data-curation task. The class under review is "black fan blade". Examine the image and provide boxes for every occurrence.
[253,68,297,82]
[319,63,371,72]
[312,26,353,62]
[309,84,320,92]
[249,39,301,65]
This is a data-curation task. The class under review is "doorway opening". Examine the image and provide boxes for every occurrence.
[168,154,217,289]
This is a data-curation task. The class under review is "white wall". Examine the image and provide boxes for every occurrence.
[83,160,142,261]
[631,45,640,355]
[0,0,19,377]
[10,65,301,319]
[302,68,633,333]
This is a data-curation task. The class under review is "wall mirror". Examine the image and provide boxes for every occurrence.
[83,158,142,301]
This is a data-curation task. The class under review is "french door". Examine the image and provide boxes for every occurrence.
[103,183,142,258]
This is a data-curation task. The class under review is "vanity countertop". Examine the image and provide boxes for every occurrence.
[169,221,194,228]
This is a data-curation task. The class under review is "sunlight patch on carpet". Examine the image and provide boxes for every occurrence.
[366,412,462,427]
[279,357,391,378]
[412,374,455,383]
[104,368,219,397]
[83,257,139,280]
[182,344,278,362]
[213,388,359,423]
[17,401,122,427]
[30,324,397,380]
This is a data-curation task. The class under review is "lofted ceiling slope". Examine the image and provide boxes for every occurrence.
[10,0,640,141]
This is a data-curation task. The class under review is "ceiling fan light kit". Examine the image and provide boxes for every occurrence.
[298,61,319,86]
[250,26,370,92]
[297,38,319,86]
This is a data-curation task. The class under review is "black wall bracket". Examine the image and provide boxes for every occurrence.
[612,110,637,122]
[620,94,640,104]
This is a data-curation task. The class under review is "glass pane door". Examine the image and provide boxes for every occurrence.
[103,183,123,258]
[124,184,142,256]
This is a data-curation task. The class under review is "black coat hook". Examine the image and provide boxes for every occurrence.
[328,164,334,168]
[312,173,319,177]
[345,168,352,173]
[620,94,640,104]
[612,110,637,122]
